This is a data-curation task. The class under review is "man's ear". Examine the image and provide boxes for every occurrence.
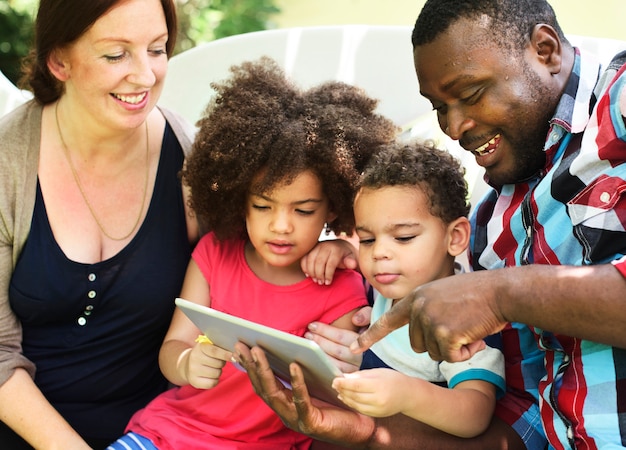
[529,24,563,75]
[47,48,70,82]
[446,216,471,258]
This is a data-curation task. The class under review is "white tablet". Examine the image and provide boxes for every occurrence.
[175,297,344,406]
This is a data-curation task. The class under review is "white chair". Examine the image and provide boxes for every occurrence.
[160,25,429,130]
[568,34,626,67]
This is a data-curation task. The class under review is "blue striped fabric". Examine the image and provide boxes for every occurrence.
[106,432,158,450]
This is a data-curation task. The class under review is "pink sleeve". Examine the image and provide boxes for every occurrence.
[191,232,223,283]
[316,269,368,325]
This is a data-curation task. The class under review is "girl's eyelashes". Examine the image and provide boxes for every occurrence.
[251,205,315,215]
[431,102,447,115]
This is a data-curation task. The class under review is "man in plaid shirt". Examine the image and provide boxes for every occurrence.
[357,1,626,448]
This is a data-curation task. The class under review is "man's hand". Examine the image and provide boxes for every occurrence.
[352,271,507,362]
[233,342,375,446]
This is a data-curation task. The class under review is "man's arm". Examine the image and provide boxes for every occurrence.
[354,264,626,362]
[234,343,525,449]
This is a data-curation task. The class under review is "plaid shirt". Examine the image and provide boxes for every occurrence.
[470,48,626,449]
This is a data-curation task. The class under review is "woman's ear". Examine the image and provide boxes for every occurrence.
[446,216,471,258]
[47,48,70,82]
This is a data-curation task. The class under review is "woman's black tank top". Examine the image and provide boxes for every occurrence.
[8,124,192,444]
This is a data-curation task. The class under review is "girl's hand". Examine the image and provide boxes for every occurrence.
[184,340,232,389]
[305,321,364,373]
[305,307,371,373]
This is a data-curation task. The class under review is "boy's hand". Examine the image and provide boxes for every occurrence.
[301,238,359,285]
[332,368,410,417]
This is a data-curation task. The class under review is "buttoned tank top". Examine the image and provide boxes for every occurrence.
[9,124,192,441]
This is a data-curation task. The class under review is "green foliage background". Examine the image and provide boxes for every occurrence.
[0,0,280,85]
[0,1,34,84]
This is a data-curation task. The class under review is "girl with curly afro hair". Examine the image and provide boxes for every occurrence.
[183,56,397,240]
[111,57,397,450]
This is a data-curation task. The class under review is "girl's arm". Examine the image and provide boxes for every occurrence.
[159,260,232,388]
[332,369,496,438]
[329,307,363,333]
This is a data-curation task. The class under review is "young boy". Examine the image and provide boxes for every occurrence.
[332,142,505,438]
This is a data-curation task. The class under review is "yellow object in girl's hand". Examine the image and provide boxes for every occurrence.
[195,335,213,344]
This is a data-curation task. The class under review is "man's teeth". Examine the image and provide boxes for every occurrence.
[113,93,146,104]
[474,135,499,156]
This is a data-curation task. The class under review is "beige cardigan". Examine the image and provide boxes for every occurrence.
[0,100,195,386]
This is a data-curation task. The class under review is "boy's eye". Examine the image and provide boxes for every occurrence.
[396,235,416,243]
[359,238,375,246]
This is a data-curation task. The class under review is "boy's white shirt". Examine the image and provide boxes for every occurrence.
[368,262,505,388]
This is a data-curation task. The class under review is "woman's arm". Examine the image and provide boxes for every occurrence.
[0,215,88,448]
[0,369,90,449]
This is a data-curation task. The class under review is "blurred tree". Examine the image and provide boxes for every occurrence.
[0,0,280,85]
[176,0,280,53]
[0,1,34,84]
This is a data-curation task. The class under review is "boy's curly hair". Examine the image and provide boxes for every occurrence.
[182,57,398,240]
[360,141,470,223]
